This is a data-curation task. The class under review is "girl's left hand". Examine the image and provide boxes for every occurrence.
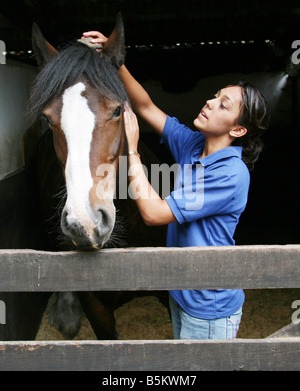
[81,31,107,52]
[124,102,139,152]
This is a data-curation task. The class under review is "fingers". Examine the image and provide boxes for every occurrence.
[81,31,107,42]
[82,31,105,38]
[124,103,138,126]
[81,32,107,52]
[124,103,139,149]
[124,107,135,128]
[124,101,133,116]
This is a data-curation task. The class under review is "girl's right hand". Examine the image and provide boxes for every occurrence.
[81,31,108,51]
[124,102,140,153]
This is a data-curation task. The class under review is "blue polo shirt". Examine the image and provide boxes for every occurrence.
[161,116,250,319]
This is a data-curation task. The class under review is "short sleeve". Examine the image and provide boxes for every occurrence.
[161,116,204,163]
[166,161,249,224]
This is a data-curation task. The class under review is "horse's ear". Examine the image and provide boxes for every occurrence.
[101,13,125,68]
[32,23,58,68]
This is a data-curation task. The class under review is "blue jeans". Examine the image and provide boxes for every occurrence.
[169,294,242,339]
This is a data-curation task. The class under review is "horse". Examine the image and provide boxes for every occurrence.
[27,14,167,340]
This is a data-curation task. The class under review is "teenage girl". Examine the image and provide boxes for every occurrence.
[82,30,269,339]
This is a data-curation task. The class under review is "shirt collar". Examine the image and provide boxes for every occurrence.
[192,146,243,166]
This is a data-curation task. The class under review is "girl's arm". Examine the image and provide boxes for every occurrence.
[124,104,176,226]
[82,31,167,137]
[119,65,167,136]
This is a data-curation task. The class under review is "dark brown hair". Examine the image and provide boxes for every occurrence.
[232,80,269,171]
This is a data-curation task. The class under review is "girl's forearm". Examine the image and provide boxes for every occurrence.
[127,154,162,225]
[119,65,152,113]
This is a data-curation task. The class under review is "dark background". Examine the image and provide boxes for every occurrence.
[1,0,300,245]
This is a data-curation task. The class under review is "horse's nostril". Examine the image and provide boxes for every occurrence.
[60,211,92,248]
[96,207,112,226]
[95,207,115,239]
[61,211,83,237]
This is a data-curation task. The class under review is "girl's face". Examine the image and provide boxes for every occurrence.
[194,86,243,137]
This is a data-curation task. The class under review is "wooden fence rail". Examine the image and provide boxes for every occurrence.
[1,245,300,371]
[1,339,300,371]
[0,245,300,291]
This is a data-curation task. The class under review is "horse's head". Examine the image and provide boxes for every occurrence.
[29,15,129,249]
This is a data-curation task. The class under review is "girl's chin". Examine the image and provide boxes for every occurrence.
[193,118,205,131]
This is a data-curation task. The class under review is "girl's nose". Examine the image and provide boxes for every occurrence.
[206,94,218,109]
[206,99,213,109]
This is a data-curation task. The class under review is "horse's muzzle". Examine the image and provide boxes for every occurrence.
[60,206,114,250]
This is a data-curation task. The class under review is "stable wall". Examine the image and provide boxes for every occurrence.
[138,71,292,131]
[0,59,37,180]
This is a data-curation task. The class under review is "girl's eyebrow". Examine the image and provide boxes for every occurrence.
[224,95,233,105]
[217,89,233,105]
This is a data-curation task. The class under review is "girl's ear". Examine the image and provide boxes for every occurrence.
[229,126,247,139]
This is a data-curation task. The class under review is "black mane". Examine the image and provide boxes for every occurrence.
[27,41,128,126]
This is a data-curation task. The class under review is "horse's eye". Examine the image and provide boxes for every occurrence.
[112,105,122,118]
[42,114,53,127]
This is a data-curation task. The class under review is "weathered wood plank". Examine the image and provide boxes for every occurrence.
[0,245,300,291]
[0,338,300,371]
[267,322,300,338]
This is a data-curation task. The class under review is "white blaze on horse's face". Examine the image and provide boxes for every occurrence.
[60,81,115,248]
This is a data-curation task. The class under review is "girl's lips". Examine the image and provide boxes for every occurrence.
[199,110,208,120]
